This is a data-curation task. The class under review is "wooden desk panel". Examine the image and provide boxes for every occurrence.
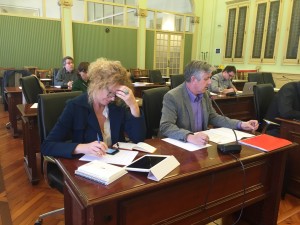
[5,86,71,137]
[57,139,295,225]
[17,104,39,184]
[133,77,149,82]
[277,118,300,198]
[46,87,72,93]
[212,94,255,121]
[5,87,22,137]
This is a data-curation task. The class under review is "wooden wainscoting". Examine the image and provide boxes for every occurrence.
[271,72,300,88]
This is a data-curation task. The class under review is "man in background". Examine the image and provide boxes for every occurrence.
[209,65,238,94]
[265,81,300,136]
[72,61,90,92]
[55,56,78,88]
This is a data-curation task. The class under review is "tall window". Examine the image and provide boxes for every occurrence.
[284,0,300,64]
[86,1,137,27]
[223,4,248,63]
[250,0,281,63]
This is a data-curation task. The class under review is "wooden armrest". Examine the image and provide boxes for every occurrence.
[43,156,57,187]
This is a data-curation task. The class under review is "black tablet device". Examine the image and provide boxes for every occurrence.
[125,155,167,172]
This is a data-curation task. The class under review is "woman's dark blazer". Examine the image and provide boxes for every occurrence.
[41,93,146,158]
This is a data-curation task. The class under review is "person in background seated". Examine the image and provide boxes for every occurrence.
[42,58,146,158]
[265,81,300,136]
[72,62,90,92]
[159,60,258,146]
[55,56,78,88]
[209,65,238,94]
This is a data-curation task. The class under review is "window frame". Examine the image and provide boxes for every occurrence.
[86,0,137,27]
[223,2,249,63]
[283,0,300,64]
[249,0,282,64]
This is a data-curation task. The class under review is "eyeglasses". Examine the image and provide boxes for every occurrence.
[106,89,116,98]
[228,72,235,78]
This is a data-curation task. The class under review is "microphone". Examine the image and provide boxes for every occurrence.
[210,95,242,154]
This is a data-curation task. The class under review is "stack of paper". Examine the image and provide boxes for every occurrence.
[201,128,254,144]
[75,161,127,185]
[79,150,138,166]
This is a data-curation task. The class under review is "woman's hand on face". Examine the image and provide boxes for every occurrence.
[115,86,136,106]
[115,85,141,117]
[74,141,108,157]
[116,85,141,117]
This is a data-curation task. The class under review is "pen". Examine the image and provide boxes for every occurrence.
[96,133,102,155]
[97,133,100,143]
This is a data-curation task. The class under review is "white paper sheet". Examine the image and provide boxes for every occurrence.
[162,138,211,151]
[201,127,254,144]
[30,103,38,108]
[79,149,138,166]
[133,82,154,87]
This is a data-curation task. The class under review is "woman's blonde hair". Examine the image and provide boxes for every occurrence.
[87,58,132,104]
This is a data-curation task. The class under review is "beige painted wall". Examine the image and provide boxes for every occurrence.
[195,0,300,80]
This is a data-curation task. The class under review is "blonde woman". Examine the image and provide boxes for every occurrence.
[42,58,146,158]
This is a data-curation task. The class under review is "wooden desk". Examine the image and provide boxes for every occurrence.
[17,104,39,184]
[57,139,295,225]
[40,78,52,87]
[134,76,150,82]
[35,69,50,79]
[212,94,255,121]
[24,66,38,75]
[277,118,300,198]
[4,87,23,137]
[4,86,71,137]
[46,87,72,93]
[134,76,169,83]
[236,70,257,80]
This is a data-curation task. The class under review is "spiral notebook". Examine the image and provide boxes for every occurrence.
[75,161,127,185]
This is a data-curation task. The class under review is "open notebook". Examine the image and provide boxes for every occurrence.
[236,82,257,95]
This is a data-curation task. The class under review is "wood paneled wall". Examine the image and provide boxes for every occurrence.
[0,15,62,69]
